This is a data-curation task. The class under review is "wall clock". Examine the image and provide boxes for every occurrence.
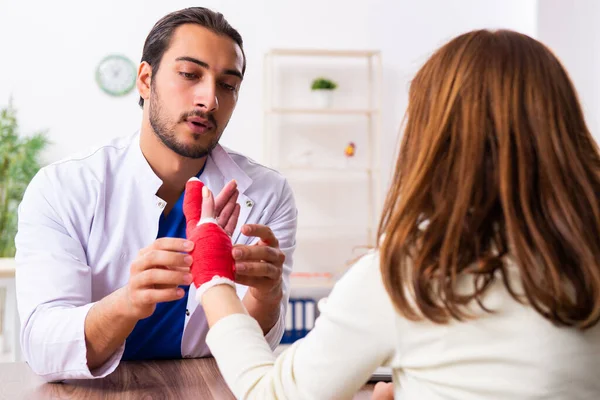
[95,54,137,97]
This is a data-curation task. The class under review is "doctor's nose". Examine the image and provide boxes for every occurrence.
[194,83,218,113]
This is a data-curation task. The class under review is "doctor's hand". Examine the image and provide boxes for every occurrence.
[232,225,285,303]
[122,238,195,320]
[213,180,241,236]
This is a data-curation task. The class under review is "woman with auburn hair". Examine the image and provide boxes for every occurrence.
[190,29,600,399]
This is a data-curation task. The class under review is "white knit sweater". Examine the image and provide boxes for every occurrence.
[207,252,600,399]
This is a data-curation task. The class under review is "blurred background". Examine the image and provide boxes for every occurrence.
[1,0,598,360]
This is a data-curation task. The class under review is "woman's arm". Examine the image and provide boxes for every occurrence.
[203,284,247,321]
[199,186,397,400]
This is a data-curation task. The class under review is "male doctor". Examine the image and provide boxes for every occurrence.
[15,7,297,381]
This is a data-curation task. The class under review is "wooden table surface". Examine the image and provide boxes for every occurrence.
[0,358,375,400]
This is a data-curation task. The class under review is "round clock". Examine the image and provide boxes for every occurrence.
[95,54,137,97]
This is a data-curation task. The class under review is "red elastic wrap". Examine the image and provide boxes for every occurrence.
[182,179,236,288]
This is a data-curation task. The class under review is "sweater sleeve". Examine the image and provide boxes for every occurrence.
[206,252,397,400]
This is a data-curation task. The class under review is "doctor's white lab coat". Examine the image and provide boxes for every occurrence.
[14,132,297,382]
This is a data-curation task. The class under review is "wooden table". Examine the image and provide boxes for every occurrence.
[0,358,375,399]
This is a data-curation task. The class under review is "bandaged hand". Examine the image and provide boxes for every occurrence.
[182,178,236,302]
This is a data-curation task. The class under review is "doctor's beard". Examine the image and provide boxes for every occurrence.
[149,87,221,159]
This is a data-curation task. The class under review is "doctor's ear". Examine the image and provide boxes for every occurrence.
[137,62,152,106]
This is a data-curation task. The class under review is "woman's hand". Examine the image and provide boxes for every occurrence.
[371,382,394,400]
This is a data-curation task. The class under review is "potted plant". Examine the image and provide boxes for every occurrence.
[0,101,49,258]
[311,77,337,108]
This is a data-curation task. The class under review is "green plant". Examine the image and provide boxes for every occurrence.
[311,77,337,90]
[0,101,49,257]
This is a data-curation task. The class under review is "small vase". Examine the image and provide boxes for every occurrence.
[312,90,334,108]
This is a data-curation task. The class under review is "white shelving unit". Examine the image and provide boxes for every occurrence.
[0,258,19,362]
[267,108,378,115]
[263,48,382,296]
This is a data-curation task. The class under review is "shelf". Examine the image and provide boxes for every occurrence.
[295,227,375,250]
[0,258,15,279]
[292,272,334,279]
[268,49,380,58]
[280,166,375,173]
[265,47,382,290]
[296,225,371,235]
[290,274,337,290]
[279,168,378,183]
[267,108,378,116]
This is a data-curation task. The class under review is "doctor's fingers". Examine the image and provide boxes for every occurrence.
[138,237,195,256]
[232,244,284,264]
[131,249,193,273]
[131,287,186,305]
[131,268,193,289]
[241,224,280,247]
[234,261,282,280]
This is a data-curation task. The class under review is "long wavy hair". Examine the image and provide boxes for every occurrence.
[378,29,600,329]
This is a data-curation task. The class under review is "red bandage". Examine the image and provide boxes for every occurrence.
[182,177,236,301]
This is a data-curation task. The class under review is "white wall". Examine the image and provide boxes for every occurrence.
[366,0,537,189]
[0,0,537,183]
[537,0,600,144]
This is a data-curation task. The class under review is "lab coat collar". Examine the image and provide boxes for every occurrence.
[129,132,253,196]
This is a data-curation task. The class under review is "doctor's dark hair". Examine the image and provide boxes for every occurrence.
[378,29,600,330]
[138,7,246,107]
